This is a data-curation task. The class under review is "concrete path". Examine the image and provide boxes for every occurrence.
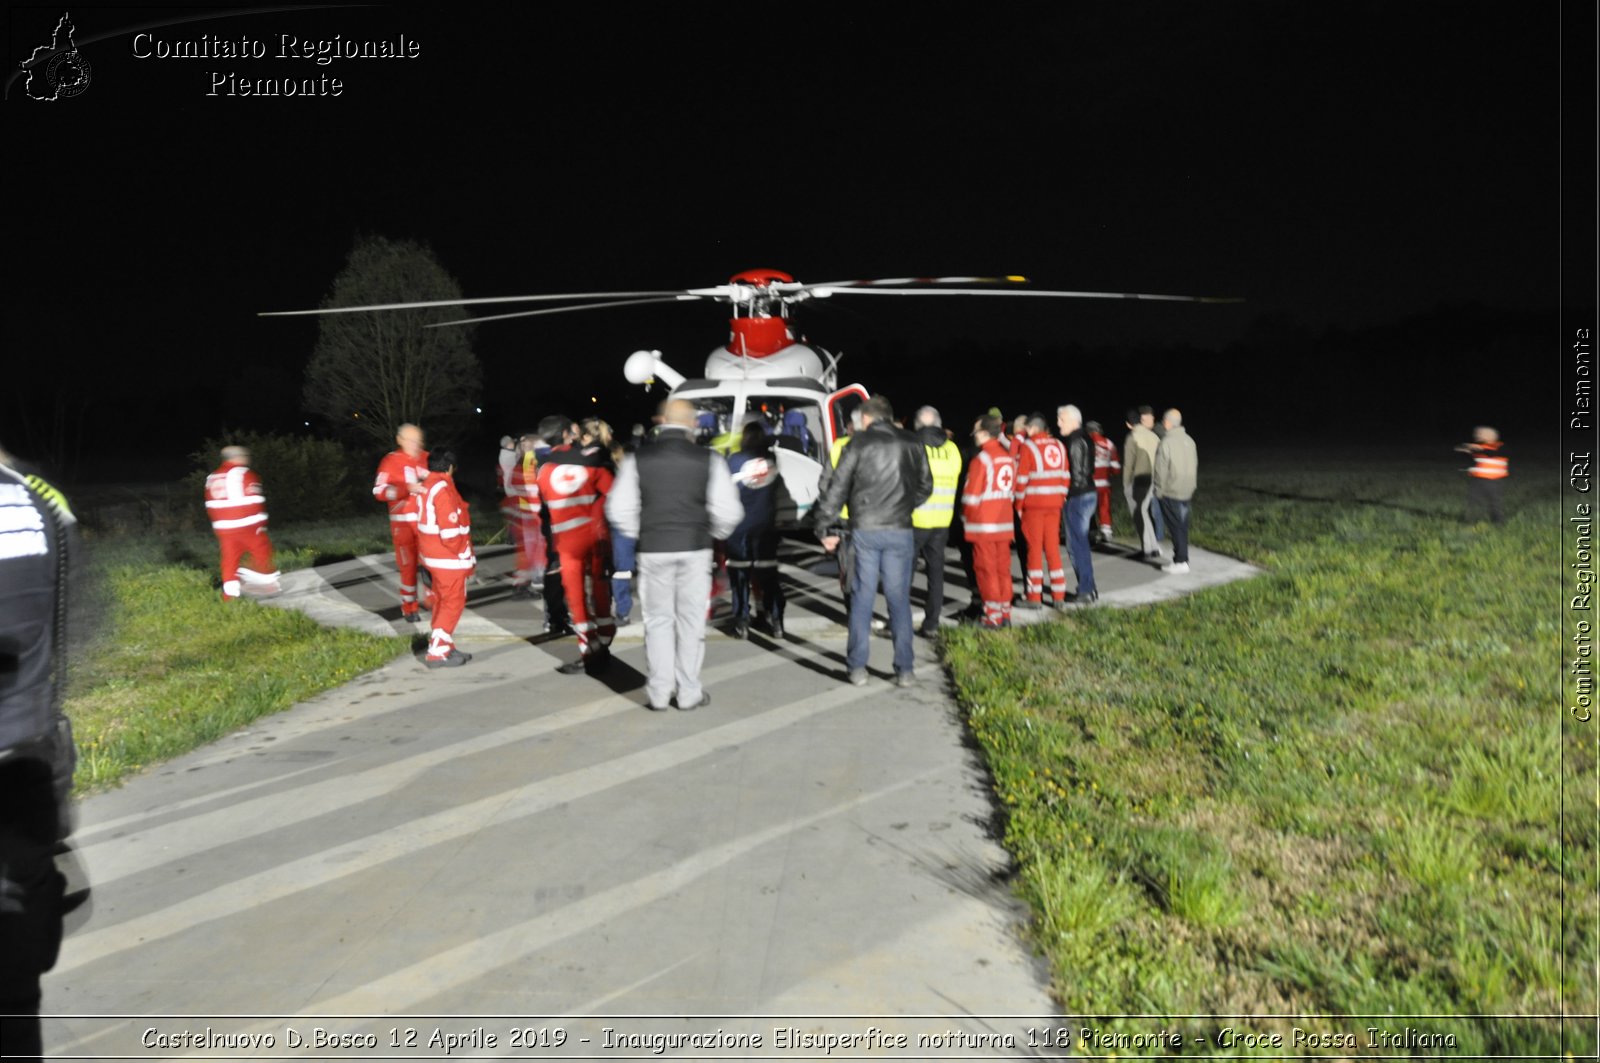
[44,536,1258,1060]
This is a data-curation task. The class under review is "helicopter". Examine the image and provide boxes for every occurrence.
[262,268,1237,526]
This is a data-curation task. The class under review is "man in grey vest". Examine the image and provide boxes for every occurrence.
[606,400,743,711]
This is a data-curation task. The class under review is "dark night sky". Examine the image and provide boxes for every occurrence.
[5,2,1593,476]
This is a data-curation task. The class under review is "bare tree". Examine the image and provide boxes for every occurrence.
[303,235,483,446]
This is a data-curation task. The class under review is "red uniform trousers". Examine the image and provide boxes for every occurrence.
[422,565,469,660]
[554,527,614,657]
[216,525,276,599]
[1019,508,1068,603]
[971,539,1015,626]
[1095,486,1114,531]
[389,520,425,616]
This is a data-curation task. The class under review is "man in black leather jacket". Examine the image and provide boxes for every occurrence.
[1057,404,1100,604]
[814,396,933,687]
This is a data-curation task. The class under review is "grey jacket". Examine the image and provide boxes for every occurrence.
[1152,426,1197,501]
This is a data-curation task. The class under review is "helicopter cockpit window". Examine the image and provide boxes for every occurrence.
[684,397,734,446]
[758,398,823,463]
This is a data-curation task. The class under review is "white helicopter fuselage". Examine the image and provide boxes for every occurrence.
[623,342,869,528]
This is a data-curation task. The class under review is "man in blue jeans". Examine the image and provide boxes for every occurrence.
[1056,404,1100,605]
[814,395,933,687]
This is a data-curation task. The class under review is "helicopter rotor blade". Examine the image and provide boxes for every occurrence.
[807,286,1242,303]
[799,276,1029,289]
[424,296,703,328]
[259,290,693,318]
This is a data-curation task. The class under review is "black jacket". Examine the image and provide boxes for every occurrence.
[813,421,933,534]
[1065,428,1096,498]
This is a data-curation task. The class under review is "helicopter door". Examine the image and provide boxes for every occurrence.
[823,385,869,449]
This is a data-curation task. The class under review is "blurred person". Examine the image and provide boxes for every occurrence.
[1087,420,1121,542]
[373,423,430,623]
[1122,407,1162,560]
[538,417,616,673]
[1013,415,1069,609]
[1455,426,1508,525]
[1153,408,1198,574]
[204,445,281,600]
[606,399,743,711]
[496,435,517,496]
[412,449,475,668]
[506,433,546,596]
[606,431,637,626]
[910,406,963,636]
[814,395,933,687]
[726,419,785,639]
[1057,404,1100,605]
[0,445,80,1061]
[531,416,577,635]
[963,415,1017,629]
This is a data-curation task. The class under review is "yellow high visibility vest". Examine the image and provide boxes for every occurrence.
[828,435,850,521]
[912,439,962,529]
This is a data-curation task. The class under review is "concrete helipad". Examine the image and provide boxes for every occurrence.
[44,534,1258,1059]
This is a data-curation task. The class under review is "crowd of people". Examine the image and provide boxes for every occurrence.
[199,396,1207,705]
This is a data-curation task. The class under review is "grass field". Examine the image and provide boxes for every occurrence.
[63,514,425,794]
[64,499,513,794]
[942,453,1594,1055]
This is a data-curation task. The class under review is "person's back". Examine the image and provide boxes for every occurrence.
[608,401,743,710]
[822,419,931,530]
[636,431,715,553]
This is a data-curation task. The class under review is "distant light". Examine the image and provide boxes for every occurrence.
[303,421,310,426]
[590,396,597,403]
[1006,275,1027,282]
[352,412,360,419]
[475,407,483,414]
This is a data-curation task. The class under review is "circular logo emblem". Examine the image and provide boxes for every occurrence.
[550,466,586,495]
[995,463,1016,494]
[46,50,91,98]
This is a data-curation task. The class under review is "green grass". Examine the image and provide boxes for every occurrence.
[66,516,414,793]
[942,457,1596,1055]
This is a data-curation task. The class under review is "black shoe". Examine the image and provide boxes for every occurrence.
[1015,600,1043,611]
[731,619,749,640]
[544,621,574,638]
[425,652,467,669]
[556,658,586,675]
[917,626,939,639]
[768,616,785,639]
[678,691,709,711]
[403,611,425,625]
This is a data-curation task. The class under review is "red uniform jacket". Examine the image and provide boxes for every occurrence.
[536,444,614,539]
[374,449,430,522]
[1014,435,1069,514]
[412,472,475,571]
[962,439,1017,541]
[205,460,268,531]
[1090,432,1122,488]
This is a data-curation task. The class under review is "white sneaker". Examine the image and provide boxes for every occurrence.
[1161,561,1190,574]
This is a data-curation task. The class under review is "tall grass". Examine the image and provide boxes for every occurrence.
[944,455,1594,1055]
